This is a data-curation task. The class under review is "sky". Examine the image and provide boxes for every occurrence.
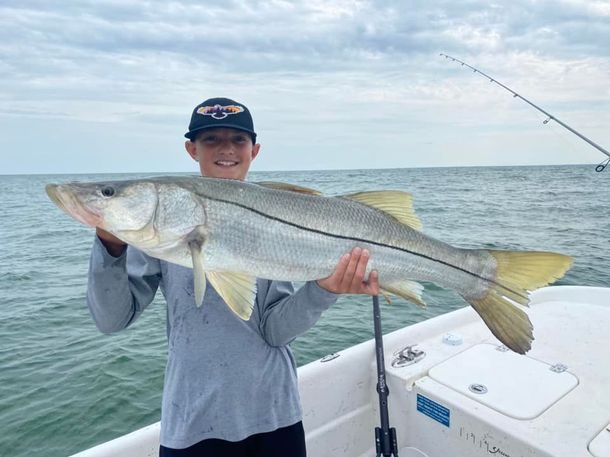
[1,0,609,174]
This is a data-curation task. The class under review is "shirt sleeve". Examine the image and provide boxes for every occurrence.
[257,279,339,347]
[86,235,161,334]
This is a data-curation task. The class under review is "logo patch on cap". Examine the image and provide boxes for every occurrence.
[197,104,244,120]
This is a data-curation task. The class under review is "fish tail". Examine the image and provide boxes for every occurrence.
[463,250,572,354]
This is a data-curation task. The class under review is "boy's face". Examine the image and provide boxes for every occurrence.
[185,128,260,180]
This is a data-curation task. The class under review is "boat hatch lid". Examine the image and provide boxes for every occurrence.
[428,343,578,420]
[589,422,610,457]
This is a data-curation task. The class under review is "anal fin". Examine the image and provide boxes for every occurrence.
[381,280,427,308]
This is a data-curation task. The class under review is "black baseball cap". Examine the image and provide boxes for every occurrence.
[185,97,257,142]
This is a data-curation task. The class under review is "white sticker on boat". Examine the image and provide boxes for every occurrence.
[417,394,450,427]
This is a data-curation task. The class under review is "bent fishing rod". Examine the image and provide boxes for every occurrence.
[440,53,610,172]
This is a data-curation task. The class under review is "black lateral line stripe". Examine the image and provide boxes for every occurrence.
[210,195,528,301]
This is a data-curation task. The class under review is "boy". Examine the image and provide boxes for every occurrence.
[88,97,379,456]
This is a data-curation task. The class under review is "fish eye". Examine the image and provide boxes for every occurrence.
[101,186,115,197]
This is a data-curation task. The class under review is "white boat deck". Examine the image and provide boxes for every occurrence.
[72,286,610,457]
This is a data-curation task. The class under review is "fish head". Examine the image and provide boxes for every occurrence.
[46,180,160,244]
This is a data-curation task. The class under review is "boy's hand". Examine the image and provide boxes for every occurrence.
[317,247,380,295]
[96,227,127,257]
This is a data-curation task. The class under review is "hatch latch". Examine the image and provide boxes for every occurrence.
[391,344,426,368]
[550,363,568,373]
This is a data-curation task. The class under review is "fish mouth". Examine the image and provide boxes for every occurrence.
[46,184,64,208]
[46,184,103,228]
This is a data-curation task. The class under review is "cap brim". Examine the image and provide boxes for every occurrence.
[185,124,257,140]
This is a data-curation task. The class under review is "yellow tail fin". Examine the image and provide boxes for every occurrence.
[466,250,572,354]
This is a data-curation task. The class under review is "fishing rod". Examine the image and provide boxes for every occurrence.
[440,53,610,172]
[372,294,399,457]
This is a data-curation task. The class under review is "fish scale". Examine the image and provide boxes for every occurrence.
[195,178,491,294]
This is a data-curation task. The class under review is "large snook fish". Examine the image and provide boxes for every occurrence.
[46,176,572,354]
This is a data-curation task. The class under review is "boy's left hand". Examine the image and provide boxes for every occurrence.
[317,247,380,295]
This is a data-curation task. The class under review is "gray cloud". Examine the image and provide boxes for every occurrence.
[0,0,608,173]
[3,1,608,82]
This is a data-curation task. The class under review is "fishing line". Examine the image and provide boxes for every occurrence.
[440,53,610,172]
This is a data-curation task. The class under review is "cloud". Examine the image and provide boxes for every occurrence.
[0,0,608,173]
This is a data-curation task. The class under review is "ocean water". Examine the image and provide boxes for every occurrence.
[0,165,608,456]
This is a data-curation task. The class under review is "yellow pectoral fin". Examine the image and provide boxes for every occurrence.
[341,190,423,231]
[206,272,257,320]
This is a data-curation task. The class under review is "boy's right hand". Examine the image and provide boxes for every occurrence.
[96,227,127,257]
[317,247,379,296]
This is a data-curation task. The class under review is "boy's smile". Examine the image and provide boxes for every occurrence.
[185,127,260,181]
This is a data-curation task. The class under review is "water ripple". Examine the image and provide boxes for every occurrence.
[1,165,608,456]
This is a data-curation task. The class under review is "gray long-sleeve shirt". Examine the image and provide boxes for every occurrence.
[86,236,338,449]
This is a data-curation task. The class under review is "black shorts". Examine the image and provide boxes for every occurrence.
[159,421,306,457]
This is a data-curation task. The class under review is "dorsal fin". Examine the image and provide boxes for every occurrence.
[342,190,423,231]
[255,181,322,195]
